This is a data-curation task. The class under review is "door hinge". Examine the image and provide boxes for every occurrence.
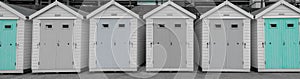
[262,42,265,48]
[37,42,40,48]
[74,43,77,49]
[95,60,97,64]
[16,24,18,27]
[242,61,244,65]
[39,23,41,27]
[244,42,246,48]
[72,61,74,65]
[38,62,40,65]
[264,61,266,65]
[15,62,16,66]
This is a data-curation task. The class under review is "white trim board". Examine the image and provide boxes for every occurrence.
[200,1,253,19]
[143,0,196,19]
[263,16,300,18]
[255,0,300,19]
[0,17,19,19]
[202,69,250,72]
[36,17,77,19]
[207,17,247,19]
[93,16,133,19]
[86,0,141,20]
[258,69,300,72]
[29,1,84,20]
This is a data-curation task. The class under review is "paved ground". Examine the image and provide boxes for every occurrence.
[1,71,300,79]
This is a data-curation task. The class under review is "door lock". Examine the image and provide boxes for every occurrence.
[262,42,264,48]
[206,42,209,48]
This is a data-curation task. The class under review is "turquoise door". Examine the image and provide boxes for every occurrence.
[0,20,17,70]
[282,18,300,68]
[265,18,282,69]
[265,18,300,69]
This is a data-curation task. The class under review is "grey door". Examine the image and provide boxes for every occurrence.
[209,19,243,69]
[40,20,58,69]
[96,19,130,68]
[112,19,131,67]
[56,20,74,69]
[153,18,186,68]
[209,20,227,69]
[40,20,74,69]
[225,20,243,69]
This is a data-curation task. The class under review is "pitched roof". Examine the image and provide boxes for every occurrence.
[253,0,300,19]
[67,5,89,16]
[143,1,196,19]
[86,0,140,19]
[0,1,36,19]
[29,1,86,19]
[200,1,253,19]
[131,5,158,18]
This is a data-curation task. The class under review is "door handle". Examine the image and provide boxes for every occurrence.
[244,43,246,48]
[262,42,264,48]
[283,42,285,46]
[227,43,229,46]
[57,43,60,46]
[170,42,172,46]
[114,42,116,46]
[150,42,153,47]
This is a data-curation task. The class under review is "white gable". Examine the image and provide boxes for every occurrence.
[206,6,248,18]
[91,5,133,18]
[37,6,76,18]
[0,6,18,17]
[149,6,190,18]
[264,5,300,16]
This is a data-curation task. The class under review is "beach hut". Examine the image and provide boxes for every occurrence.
[29,1,89,73]
[195,1,253,72]
[251,0,300,72]
[87,0,145,71]
[0,1,36,73]
[143,1,196,71]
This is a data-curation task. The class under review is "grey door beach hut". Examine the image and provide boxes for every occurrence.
[30,1,89,73]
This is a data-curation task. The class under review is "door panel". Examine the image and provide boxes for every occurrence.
[0,20,17,70]
[56,20,74,69]
[96,19,131,68]
[40,20,74,69]
[225,20,243,69]
[40,20,57,69]
[153,20,170,68]
[265,18,282,69]
[282,18,300,68]
[168,19,186,68]
[209,20,227,69]
[112,19,131,67]
[153,18,185,68]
